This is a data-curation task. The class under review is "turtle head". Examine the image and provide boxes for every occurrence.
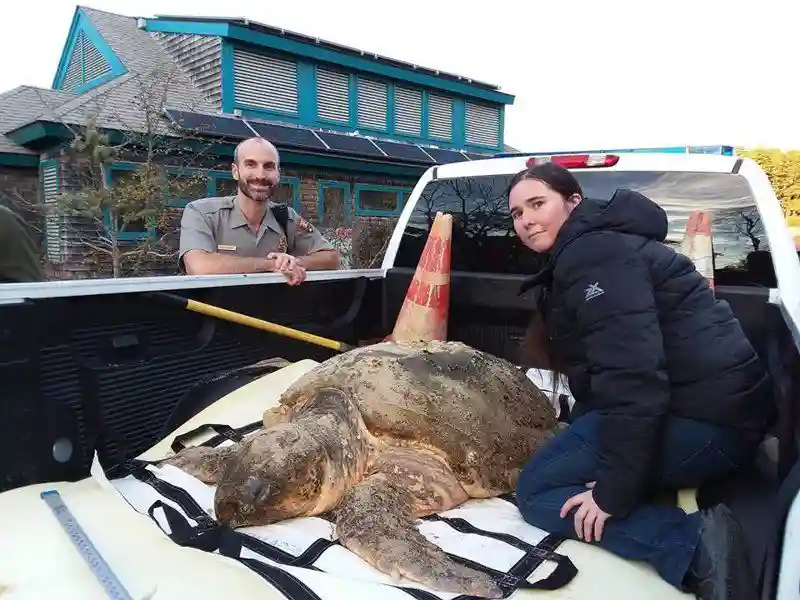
[213,423,328,526]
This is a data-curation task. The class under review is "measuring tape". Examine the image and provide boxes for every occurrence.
[41,489,134,600]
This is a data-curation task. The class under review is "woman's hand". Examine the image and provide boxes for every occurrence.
[560,482,611,542]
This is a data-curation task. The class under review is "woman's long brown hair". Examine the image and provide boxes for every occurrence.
[509,162,586,398]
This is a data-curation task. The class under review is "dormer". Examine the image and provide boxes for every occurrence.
[143,16,514,154]
[52,7,127,94]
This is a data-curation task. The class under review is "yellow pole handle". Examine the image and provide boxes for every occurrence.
[149,292,354,353]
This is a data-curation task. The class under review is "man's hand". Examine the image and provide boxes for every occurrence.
[560,481,611,543]
[267,252,306,286]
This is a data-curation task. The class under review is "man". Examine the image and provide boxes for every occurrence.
[179,137,341,285]
[0,203,44,283]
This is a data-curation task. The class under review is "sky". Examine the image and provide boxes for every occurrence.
[2,0,798,152]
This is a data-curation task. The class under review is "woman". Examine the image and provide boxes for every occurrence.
[508,163,773,600]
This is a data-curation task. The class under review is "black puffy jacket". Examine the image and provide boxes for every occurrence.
[520,188,773,518]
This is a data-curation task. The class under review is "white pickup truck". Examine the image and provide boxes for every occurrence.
[0,148,797,600]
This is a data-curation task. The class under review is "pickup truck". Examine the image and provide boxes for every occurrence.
[0,149,798,600]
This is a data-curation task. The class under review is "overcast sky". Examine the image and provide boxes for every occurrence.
[3,0,798,152]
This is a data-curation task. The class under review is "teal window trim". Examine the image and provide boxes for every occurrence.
[103,162,232,240]
[220,41,236,113]
[316,180,352,226]
[52,7,127,93]
[209,171,234,197]
[279,176,301,213]
[354,183,411,217]
[104,163,155,242]
[452,98,466,149]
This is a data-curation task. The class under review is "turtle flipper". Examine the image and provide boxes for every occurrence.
[161,444,238,484]
[335,473,503,598]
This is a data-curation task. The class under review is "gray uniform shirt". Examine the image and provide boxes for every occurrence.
[178,196,334,272]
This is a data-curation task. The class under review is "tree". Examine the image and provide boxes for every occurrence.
[736,148,800,216]
[51,112,208,278]
[3,65,232,279]
[737,147,800,247]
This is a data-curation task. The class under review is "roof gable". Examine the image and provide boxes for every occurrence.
[52,7,127,93]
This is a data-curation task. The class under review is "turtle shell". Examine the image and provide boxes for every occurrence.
[276,340,558,496]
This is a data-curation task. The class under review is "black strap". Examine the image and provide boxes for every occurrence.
[422,513,577,596]
[272,204,292,252]
[170,423,245,453]
[128,457,576,599]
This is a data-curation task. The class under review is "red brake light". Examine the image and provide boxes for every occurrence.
[525,154,620,169]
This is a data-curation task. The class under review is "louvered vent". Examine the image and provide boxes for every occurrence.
[42,164,61,263]
[394,87,422,136]
[465,101,500,147]
[356,77,387,131]
[317,68,350,123]
[233,48,298,114]
[59,31,112,91]
[83,35,111,81]
[62,33,84,91]
[428,94,452,140]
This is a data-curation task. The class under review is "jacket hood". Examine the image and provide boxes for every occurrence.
[518,188,668,295]
[550,188,668,259]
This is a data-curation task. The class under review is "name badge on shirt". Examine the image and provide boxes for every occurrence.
[217,244,237,253]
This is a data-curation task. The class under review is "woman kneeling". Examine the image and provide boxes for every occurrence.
[508,163,773,600]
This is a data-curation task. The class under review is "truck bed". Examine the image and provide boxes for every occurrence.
[0,357,694,600]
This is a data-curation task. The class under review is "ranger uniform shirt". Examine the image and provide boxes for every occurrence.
[178,196,334,272]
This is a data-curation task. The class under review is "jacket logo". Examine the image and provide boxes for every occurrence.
[584,282,604,301]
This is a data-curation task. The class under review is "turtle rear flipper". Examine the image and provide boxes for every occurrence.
[335,472,503,599]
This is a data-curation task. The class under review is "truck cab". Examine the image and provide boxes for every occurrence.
[0,147,798,600]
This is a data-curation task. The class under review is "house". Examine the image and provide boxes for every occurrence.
[0,5,515,276]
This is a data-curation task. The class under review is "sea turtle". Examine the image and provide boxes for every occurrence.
[165,340,558,598]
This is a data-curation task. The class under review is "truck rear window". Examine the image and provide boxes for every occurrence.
[394,170,772,286]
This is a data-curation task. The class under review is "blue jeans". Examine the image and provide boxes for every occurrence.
[515,411,759,590]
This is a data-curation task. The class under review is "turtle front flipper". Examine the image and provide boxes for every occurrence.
[335,469,503,598]
[161,444,238,484]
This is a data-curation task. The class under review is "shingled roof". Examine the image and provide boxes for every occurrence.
[49,7,215,131]
[0,6,215,153]
[0,86,77,154]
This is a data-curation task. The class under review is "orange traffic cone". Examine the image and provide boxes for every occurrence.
[680,210,715,290]
[388,211,453,343]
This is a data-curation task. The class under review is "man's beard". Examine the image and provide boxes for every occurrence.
[238,178,275,203]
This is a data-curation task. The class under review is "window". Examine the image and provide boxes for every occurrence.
[356,77,388,131]
[233,48,298,114]
[465,101,500,148]
[355,184,410,216]
[317,181,352,227]
[427,94,452,141]
[574,170,771,286]
[107,168,151,240]
[317,68,350,124]
[273,176,300,211]
[167,172,212,207]
[394,87,422,137]
[394,171,772,285]
[395,175,534,274]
